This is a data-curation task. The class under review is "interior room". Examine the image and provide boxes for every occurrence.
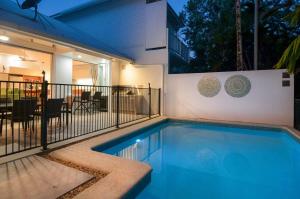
[70,53,110,86]
[0,43,52,82]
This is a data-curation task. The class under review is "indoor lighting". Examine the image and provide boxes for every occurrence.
[77,55,82,59]
[0,35,10,41]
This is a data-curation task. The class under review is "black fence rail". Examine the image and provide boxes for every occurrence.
[0,78,160,157]
[0,81,42,156]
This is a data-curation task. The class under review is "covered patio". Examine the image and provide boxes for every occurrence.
[0,1,161,158]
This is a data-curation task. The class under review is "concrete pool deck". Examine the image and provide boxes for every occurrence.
[0,155,93,199]
[49,117,167,199]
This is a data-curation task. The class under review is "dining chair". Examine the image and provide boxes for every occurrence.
[74,91,91,113]
[0,97,12,136]
[7,99,37,135]
[46,98,64,127]
[91,91,102,111]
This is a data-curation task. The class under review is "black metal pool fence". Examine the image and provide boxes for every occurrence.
[0,75,160,157]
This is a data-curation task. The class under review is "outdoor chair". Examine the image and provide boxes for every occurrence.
[21,96,39,103]
[74,91,91,113]
[0,97,12,136]
[91,91,102,111]
[61,96,74,124]
[21,97,38,100]
[6,99,37,135]
[46,98,64,127]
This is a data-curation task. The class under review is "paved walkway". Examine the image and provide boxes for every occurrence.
[0,155,93,199]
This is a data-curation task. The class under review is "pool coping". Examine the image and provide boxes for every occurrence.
[49,116,300,199]
[168,117,300,141]
[49,117,167,199]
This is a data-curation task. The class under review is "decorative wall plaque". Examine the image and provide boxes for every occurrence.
[225,75,251,98]
[197,75,221,97]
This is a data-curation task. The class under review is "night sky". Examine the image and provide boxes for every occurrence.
[35,0,187,16]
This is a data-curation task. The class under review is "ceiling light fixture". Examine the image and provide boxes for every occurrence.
[0,35,10,41]
[77,55,82,59]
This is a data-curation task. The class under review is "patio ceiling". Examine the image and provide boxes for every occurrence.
[0,0,133,63]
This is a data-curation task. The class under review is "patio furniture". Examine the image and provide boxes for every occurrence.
[61,96,74,124]
[99,96,108,112]
[6,99,37,134]
[112,95,148,115]
[91,91,102,111]
[74,91,91,113]
[21,96,40,104]
[35,98,65,126]
[0,97,12,105]
[21,96,38,100]
[46,99,64,127]
[0,98,13,136]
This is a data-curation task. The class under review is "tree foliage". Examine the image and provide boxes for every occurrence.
[178,0,300,73]
[275,5,300,74]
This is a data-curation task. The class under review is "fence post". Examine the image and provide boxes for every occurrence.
[158,88,161,116]
[41,71,48,150]
[149,83,151,119]
[116,86,120,128]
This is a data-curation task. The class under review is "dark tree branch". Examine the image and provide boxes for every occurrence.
[260,0,293,21]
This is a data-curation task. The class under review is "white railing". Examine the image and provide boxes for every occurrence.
[168,33,189,62]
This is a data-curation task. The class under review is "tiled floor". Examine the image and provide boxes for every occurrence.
[0,155,93,199]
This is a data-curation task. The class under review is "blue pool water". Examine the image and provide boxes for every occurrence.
[95,120,300,199]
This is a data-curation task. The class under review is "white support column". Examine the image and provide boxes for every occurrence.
[51,54,73,98]
[51,54,73,84]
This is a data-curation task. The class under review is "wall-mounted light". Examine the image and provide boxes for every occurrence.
[0,35,10,41]
[136,139,141,143]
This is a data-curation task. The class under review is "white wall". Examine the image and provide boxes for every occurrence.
[145,1,167,49]
[111,60,120,86]
[51,54,72,84]
[72,63,93,85]
[57,0,168,65]
[119,64,163,88]
[165,70,294,126]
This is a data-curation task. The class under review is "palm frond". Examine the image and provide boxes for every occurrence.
[275,36,300,74]
[289,5,300,27]
[276,5,300,74]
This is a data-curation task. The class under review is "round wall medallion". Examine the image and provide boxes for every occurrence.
[225,75,251,98]
[197,75,221,97]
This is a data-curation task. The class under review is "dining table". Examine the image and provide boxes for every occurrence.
[0,101,69,136]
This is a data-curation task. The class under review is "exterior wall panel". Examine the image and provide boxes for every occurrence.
[165,69,294,126]
[57,0,168,65]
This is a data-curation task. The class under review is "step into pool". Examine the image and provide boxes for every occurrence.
[93,120,300,199]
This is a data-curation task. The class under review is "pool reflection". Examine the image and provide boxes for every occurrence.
[113,131,162,162]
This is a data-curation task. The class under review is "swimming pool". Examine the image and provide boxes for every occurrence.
[94,120,300,199]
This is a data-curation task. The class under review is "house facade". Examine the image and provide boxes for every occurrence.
[0,0,163,158]
[53,0,189,89]
[0,0,291,128]
[0,0,133,88]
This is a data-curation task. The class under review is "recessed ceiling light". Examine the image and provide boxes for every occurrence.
[77,55,82,59]
[0,35,10,41]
